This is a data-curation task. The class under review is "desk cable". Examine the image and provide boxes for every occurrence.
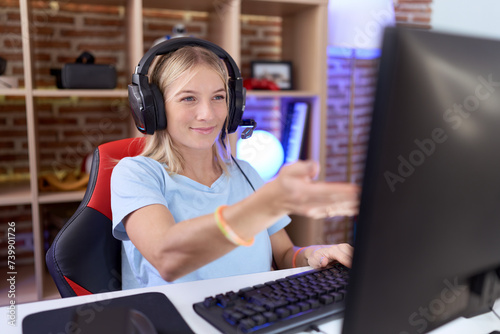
[491,305,500,321]
[308,324,328,334]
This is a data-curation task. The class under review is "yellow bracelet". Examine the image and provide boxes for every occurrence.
[215,205,255,247]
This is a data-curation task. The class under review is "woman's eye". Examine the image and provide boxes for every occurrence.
[182,96,195,102]
[214,95,226,101]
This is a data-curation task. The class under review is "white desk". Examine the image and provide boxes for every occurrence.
[1,267,499,334]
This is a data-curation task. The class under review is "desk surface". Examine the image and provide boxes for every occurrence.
[2,267,499,334]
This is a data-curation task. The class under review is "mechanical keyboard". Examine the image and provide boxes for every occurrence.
[193,263,349,333]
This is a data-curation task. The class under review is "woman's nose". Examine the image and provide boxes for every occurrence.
[196,99,214,120]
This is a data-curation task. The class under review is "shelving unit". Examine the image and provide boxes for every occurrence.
[32,89,129,98]
[0,0,329,303]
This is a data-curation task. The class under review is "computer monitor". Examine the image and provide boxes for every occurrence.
[342,27,500,334]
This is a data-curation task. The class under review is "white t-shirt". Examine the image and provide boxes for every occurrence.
[111,156,290,289]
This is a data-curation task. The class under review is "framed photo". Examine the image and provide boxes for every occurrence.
[251,61,293,90]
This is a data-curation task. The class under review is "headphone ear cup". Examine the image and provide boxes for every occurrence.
[128,84,147,133]
[150,83,167,131]
[227,79,245,134]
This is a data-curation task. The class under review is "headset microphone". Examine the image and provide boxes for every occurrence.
[240,119,257,139]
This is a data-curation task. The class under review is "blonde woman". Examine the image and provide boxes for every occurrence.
[111,40,359,289]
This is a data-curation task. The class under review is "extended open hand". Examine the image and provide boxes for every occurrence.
[270,160,360,219]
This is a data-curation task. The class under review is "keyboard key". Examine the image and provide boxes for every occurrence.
[223,310,244,324]
[304,291,317,299]
[252,314,266,326]
[238,318,256,331]
[269,283,281,290]
[226,291,238,300]
[216,294,234,308]
[319,295,334,305]
[249,294,268,305]
[276,307,291,319]
[203,296,216,308]
[307,299,320,309]
[274,298,289,309]
[295,294,308,302]
[297,301,311,312]
[250,305,266,313]
[240,308,257,317]
[330,292,343,302]
[263,311,278,323]
[286,304,301,315]
[263,301,277,311]
[238,287,254,297]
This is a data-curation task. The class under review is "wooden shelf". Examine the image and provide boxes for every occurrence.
[67,0,217,12]
[247,90,317,98]
[242,0,327,17]
[63,0,327,16]
[0,183,85,206]
[143,0,216,11]
[38,190,86,204]
[0,88,27,97]
[33,89,128,98]
[0,181,32,207]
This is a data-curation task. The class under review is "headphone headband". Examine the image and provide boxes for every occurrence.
[135,37,242,80]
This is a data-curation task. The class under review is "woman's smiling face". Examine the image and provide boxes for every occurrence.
[164,64,228,153]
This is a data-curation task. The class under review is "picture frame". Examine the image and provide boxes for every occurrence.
[250,61,293,90]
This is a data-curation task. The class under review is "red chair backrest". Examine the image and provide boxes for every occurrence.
[46,137,145,297]
[87,138,145,220]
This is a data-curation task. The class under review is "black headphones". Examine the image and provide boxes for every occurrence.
[128,37,255,138]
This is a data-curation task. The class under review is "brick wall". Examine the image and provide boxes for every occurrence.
[0,204,34,266]
[323,0,434,244]
[0,1,433,251]
[394,0,433,29]
[325,0,434,185]
[1,1,132,178]
[240,15,282,79]
[0,2,281,176]
[0,2,282,265]
[325,56,377,185]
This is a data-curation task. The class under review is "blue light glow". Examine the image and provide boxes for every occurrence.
[236,130,285,181]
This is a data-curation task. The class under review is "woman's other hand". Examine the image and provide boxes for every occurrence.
[305,243,354,269]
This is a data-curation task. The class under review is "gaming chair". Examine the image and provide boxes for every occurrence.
[46,137,145,298]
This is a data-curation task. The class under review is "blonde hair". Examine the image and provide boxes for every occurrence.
[140,46,232,174]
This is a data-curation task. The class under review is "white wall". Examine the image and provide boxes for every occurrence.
[431,0,500,40]
[328,0,395,49]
